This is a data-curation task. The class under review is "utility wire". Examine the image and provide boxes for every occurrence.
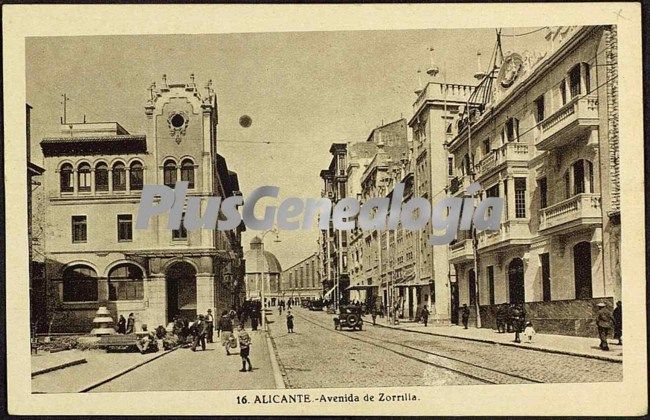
[501,27,549,37]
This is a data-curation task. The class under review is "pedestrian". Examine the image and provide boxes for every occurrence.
[421,305,430,327]
[125,313,135,334]
[495,304,505,333]
[229,306,237,322]
[218,310,234,355]
[278,304,283,316]
[461,304,470,329]
[505,304,514,333]
[523,321,535,343]
[117,314,126,334]
[596,302,614,351]
[379,303,385,318]
[612,300,622,345]
[512,304,525,343]
[191,315,208,352]
[205,309,215,343]
[286,310,294,333]
[251,310,259,331]
[371,309,377,325]
[237,323,253,372]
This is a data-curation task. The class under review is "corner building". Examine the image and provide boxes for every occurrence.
[447,26,620,336]
[40,76,245,333]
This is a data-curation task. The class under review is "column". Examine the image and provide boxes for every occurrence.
[196,273,215,316]
[146,274,167,328]
[73,169,78,195]
[108,169,113,193]
[499,178,506,223]
[125,168,131,193]
[506,176,516,221]
[90,169,95,194]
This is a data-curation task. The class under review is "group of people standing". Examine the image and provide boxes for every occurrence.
[115,313,136,334]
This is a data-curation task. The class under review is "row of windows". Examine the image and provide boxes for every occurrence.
[59,159,196,193]
[62,263,144,302]
[71,214,188,243]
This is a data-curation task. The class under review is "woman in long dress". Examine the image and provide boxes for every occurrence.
[286,310,294,333]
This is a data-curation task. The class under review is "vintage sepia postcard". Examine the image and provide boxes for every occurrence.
[3,3,646,416]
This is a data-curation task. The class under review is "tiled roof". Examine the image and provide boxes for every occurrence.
[41,135,146,144]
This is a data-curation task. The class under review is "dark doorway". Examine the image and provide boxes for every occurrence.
[468,269,476,306]
[166,262,197,322]
[508,258,525,303]
[451,281,459,324]
[573,241,593,299]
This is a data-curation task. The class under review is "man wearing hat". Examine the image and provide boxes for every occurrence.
[191,314,208,352]
[595,302,614,351]
[205,309,215,343]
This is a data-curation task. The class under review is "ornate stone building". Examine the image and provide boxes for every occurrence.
[39,76,245,333]
[447,26,620,336]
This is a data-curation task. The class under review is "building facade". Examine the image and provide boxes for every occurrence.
[39,76,245,333]
[409,78,477,325]
[281,252,322,304]
[447,26,620,336]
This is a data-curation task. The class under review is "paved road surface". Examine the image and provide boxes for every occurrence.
[269,308,622,389]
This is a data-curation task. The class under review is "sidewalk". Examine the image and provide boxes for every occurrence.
[370,315,623,362]
[32,350,87,377]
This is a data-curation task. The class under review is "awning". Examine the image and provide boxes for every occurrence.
[323,284,338,300]
[395,278,431,288]
[346,284,378,291]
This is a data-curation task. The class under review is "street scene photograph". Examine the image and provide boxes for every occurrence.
[24,23,625,395]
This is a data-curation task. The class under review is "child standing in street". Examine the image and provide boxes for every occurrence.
[523,321,536,343]
[286,310,294,333]
[237,323,252,372]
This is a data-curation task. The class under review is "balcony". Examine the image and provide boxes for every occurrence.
[449,239,473,264]
[536,95,599,150]
[539,193,602,234]
[477,219,531,252]
[448,175,472,196]
[475,142,530,180]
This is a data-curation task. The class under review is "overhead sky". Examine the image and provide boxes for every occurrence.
[26,28,547,268]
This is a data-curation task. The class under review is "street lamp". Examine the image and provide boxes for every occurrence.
[259,227,281,331]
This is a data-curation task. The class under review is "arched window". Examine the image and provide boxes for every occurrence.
[108,264,144,301]
[95,162,109,191]
[112,162,126,191]
[180,159,195,189]
[60,163,74,192]
[163,160,177,187]
[129,161,143,191]
[62,265,98,302]
[77,163,91,192]
[566,159,594,197]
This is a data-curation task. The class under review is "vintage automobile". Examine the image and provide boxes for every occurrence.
[308,300,325,311]
[333,305,363,331]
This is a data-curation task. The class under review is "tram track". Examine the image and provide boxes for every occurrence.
[294,310,544,385]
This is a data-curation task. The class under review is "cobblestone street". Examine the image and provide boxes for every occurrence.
[269,308,622,389]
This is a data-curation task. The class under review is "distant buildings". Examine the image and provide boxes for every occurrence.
[243,236,282,306]
[37,76,245,333]
[281,252,322,304]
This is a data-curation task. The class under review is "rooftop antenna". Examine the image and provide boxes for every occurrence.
[474,51,487,81]
[427,47,439,78]
[60,93,70,124]
[415,69,423,94]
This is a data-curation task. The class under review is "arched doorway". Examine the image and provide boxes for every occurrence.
[508,258,525,303]
[573,241,592,299]
[166,262,197,322]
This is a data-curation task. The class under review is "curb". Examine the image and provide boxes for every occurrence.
[373,323,623,363]
[265,331,286,389]
[32,357,87,377]
[77,346,181,393]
